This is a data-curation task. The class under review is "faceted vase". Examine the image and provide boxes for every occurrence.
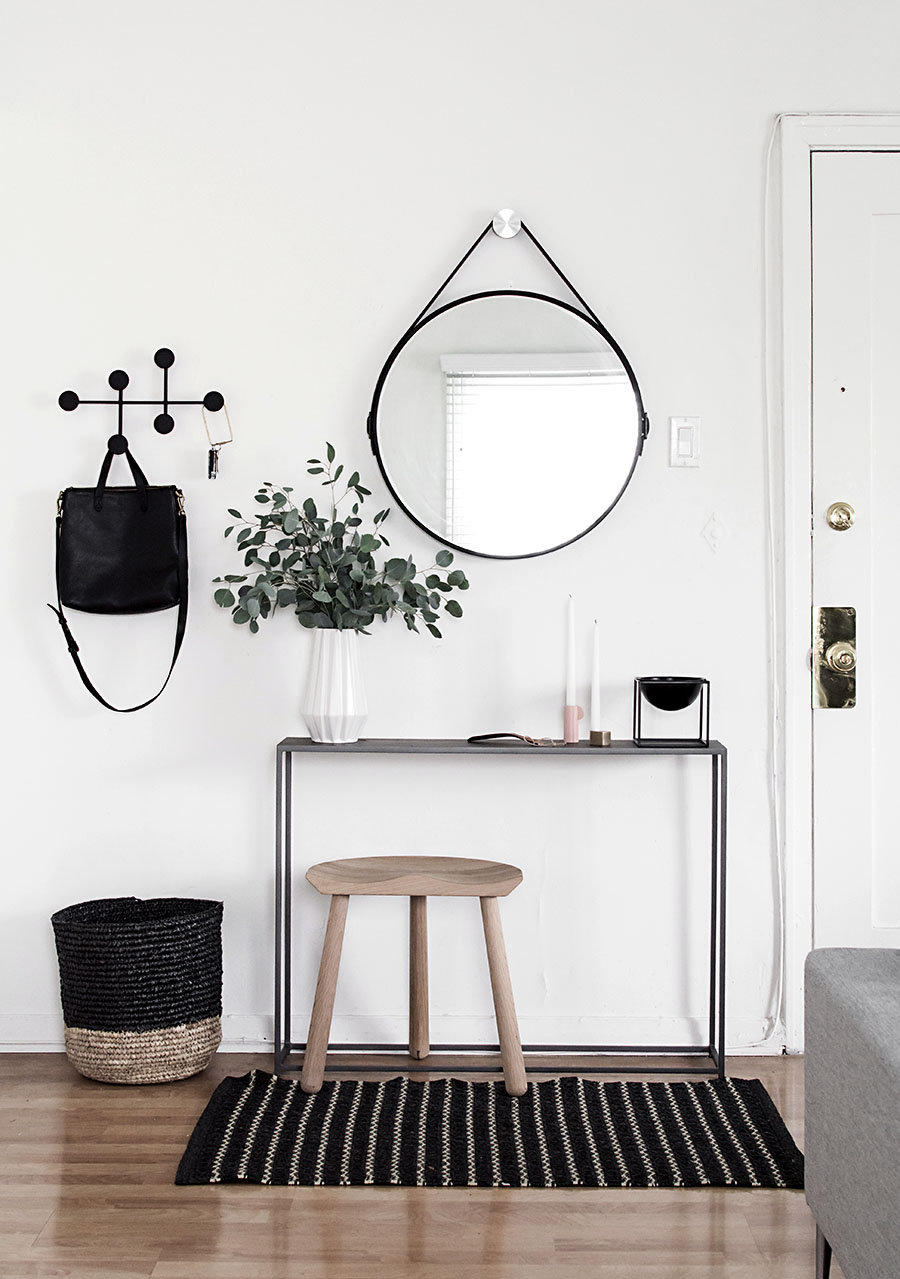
[301,628,368,744]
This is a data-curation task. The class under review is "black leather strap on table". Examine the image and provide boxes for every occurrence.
[48,509,188,713]
[466,732,557,747]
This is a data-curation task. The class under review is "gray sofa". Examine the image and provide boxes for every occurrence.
[805,948,900,1279]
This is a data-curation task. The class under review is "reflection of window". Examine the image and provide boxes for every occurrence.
[441,353,634,553]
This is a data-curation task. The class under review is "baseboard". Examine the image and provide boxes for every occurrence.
[0,1013,786,1055]
[0,1014,277,1053]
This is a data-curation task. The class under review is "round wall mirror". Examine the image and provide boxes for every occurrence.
[368,290,648,560]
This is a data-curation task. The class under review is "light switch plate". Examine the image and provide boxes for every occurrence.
[669,416,700,467]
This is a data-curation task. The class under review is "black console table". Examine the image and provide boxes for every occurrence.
[275,737,727,1079]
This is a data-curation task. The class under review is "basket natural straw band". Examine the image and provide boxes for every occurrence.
[64,1017,222,1085]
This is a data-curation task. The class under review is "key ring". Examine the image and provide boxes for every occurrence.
[202,403,233,479]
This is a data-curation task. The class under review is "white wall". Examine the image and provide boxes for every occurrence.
[3,0,898,1054]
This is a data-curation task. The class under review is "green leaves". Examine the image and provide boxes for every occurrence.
[385,556,411,581]
[211,443,471,637]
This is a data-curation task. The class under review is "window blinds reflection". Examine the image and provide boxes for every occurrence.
[441,354,635,555]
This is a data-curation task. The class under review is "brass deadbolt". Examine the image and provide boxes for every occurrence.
[825,641,856,673]
[826,502,856,531]
[814,606,856,708]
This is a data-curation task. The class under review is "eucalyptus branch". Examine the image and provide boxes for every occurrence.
[212,444,469,636]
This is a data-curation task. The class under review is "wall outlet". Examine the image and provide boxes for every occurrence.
[669,416,701,467]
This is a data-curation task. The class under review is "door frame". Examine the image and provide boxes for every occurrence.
[779,114,900,1050]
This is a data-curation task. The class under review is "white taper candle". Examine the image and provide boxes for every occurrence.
[590,618,601,731]
[566,595,576,704]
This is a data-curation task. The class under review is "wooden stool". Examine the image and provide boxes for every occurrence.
[300,855,527,1096]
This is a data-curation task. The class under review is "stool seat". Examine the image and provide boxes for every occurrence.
[299,854,528,1097]
[306,855,523,899]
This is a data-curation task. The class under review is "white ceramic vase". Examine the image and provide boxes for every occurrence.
[301,629,368,743]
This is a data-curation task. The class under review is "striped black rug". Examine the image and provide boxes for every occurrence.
[176,1071,803,1188]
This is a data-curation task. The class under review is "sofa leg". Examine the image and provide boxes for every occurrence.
[816,1225,832,1279]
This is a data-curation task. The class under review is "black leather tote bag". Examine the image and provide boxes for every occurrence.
[49,441,188,712]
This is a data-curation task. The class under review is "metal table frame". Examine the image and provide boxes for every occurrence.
[275,737,727,1079]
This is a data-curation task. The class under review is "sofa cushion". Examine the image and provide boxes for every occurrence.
[805,947,900,1279]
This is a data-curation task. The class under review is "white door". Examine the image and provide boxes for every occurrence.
[812,150,900,948]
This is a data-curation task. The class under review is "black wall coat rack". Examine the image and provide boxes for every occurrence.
[59,347,230,477]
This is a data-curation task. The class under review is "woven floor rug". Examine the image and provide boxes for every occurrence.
[176,1070,803,1188]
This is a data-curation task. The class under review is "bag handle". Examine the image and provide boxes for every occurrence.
[48,506,188,713]
[94,440,150,512]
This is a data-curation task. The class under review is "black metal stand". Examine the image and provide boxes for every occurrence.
[274,738,728,1081]
[633,678,710,747]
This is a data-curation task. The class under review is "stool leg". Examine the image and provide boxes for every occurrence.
[409,895,429,1060]
[480,896,527,1096]
[301,894,349,1094]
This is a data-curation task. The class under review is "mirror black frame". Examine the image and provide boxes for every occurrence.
[367,289,650,561]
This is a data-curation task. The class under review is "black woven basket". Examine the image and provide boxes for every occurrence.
[51,896,223,1084]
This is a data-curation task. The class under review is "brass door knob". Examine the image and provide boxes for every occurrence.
[826,502,856,531]
[825,641,856,673]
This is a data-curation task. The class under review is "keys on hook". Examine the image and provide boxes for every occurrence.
[202,403,233,479]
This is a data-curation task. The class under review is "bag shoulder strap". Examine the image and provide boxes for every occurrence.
[48,508,188,713]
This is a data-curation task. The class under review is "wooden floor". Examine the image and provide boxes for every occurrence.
[0,1053,838,1279]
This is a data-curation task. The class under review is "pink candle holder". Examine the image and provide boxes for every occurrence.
[563,704,584,744]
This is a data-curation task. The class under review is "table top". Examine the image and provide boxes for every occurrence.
[277,737,725,757]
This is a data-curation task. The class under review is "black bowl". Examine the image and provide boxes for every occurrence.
[638,676,705,712]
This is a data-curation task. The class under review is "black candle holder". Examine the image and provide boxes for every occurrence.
[633,676,710,747]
